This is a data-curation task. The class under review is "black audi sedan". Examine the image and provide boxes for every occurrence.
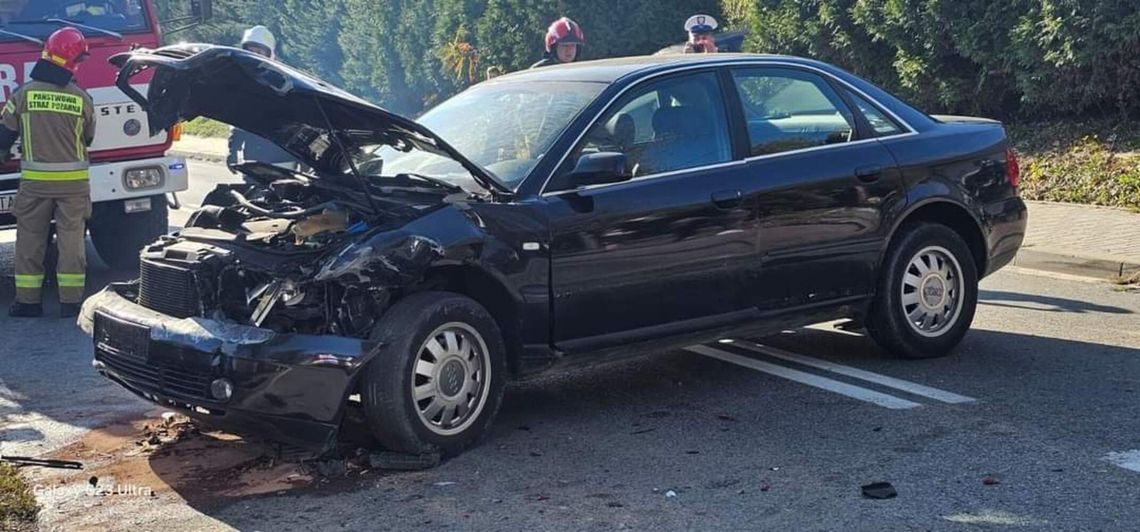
[82,45,1026,458]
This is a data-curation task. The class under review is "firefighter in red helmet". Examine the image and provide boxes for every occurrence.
[531,17,585,69]
[0,27,97,318]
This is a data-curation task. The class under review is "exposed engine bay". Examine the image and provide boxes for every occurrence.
[129,164,449,339]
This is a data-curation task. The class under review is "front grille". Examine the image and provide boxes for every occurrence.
[95,313,215,402]
[138,258,200,318]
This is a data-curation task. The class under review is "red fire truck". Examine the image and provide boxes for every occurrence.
[0,0,210,268]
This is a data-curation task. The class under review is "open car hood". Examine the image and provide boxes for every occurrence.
[111,44,509,194]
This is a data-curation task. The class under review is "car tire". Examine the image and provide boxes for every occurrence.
[867,223,978,359]
[361,291,507,456]
[90,197,168,270]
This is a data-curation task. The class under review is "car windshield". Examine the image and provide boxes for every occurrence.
[0,0,150,41]
[364,80,605,190]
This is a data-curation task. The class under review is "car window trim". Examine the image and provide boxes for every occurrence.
[717,68,752,161]
[826,75,877,140]
[842,88,906,137]
[538,59,917,196]
[543,159,749,197]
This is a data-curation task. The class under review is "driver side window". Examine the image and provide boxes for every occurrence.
[552,71,732,191]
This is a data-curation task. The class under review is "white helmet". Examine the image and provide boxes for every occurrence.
[241,25,277,59]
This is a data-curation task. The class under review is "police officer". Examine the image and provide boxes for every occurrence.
[531,17,585,69]
[227,26,298,174]
[683,14,719,54]
[0,28,96,318]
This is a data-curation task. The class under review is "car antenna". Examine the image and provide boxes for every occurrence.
[313,96,381,215]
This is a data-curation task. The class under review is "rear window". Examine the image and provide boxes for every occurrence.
[0,0,151,42]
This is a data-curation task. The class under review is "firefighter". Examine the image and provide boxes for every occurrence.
[683,14,719,54]
[531,17,585,69]
[227,26,298,173]
[0,28,96,318]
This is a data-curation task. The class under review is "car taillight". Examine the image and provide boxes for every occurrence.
[1005,147,1020,188]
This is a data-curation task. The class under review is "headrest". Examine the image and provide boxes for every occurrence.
[609,113,635,148]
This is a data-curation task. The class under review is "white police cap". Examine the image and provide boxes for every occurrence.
[684,14,718,34]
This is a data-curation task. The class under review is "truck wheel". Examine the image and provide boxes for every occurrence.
[866,223,978,359]
[361,292,507,456]
[89,197,168,270]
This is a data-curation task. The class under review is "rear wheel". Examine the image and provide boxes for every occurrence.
[361,292,506,456]
[867,223,978,359]
[89,196,168,270]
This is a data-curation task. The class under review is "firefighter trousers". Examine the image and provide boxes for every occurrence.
[12,180,91,305]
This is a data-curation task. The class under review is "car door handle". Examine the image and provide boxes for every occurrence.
[855,165,883,183]
[711,190,743,209]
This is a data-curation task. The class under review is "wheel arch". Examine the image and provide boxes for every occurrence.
[413,264,525,378]
[885,199,987,277]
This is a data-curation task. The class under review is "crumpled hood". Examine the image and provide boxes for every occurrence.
[110,44,503,190]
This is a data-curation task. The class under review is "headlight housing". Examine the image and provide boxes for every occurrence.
[123,166,165,190]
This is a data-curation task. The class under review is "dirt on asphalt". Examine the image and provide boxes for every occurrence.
[21,412,365,530]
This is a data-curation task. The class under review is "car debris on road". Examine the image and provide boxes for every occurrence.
[861,482,898,500]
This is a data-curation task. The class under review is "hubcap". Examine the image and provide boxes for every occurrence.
[900,246,964,338]
[411,322,492,436]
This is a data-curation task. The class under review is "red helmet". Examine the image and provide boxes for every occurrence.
[545,17,585,52]
[43,28,90,73]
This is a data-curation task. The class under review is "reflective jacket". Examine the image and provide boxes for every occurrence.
[0,79,96,181]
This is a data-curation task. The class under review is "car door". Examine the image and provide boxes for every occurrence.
[541,70,758,348]
[726,66,906,310]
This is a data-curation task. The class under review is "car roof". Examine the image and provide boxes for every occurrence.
[485,52,938,138]
[489,53,835,84]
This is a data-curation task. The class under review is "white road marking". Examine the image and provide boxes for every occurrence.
[685,345,922,410]
[1105,450,1140,473]
[1003,265,1105,284]
[733,341,977,404]
[942,510,1047,526]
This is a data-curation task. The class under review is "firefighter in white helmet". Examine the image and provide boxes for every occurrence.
[227,26,297,173]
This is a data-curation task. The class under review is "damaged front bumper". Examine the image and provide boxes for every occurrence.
[80,283,379,453]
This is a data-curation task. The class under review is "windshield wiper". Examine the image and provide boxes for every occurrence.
[392,173,463,194]
[9,18,123,40]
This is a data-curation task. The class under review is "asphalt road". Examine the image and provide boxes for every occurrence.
[2,161,1139,530]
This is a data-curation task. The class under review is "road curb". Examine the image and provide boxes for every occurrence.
[1011,249,1140,282]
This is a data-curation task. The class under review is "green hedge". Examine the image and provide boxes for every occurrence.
[0,463,38,531]
[180,117,230,139]
[1011,121,1140,211]
[156,0,721,115]
[724,0,1140,119]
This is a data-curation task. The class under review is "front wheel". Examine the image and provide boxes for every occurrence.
[867,223,979,359]
[361,292,507,456]
[89,196,169,270]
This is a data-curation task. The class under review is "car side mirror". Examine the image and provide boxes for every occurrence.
[570,152,631,187]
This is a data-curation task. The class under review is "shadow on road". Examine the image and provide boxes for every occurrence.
[32,325,1130,530]
[979,289,1132,314]
[0,425,44,444]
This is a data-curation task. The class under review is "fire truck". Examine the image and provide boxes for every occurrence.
[0,0,211,268]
